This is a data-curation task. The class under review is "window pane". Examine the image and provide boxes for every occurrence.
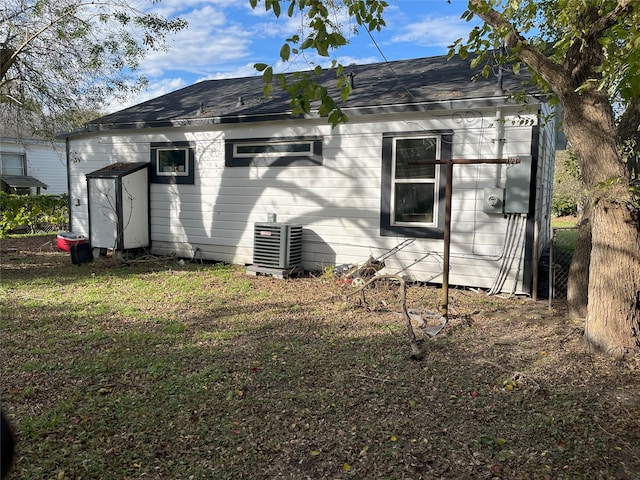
[1,153,25,175]
[394,183,435,223]
[158,149,187,173]
[395,138,436,179]
[236,143,312,155]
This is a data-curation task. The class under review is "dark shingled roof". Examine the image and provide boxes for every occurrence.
[81,54,538,132]
[0,175,48,189]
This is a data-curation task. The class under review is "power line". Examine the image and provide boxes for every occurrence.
[365,28,415,100]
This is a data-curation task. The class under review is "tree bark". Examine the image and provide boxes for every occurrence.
[467,0,640,357]
[561,89,640,357]
[567,201,591,319]
[585,197,640,357]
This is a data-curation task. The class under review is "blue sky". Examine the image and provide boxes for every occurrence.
[111,0,479,111]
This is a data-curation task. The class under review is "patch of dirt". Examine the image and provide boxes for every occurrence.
[0,234,59,254]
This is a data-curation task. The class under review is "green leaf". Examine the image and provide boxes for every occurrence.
[280,43,291,62]
[470,55,482,69]
[254,63,269,72]
[263,66,273,83]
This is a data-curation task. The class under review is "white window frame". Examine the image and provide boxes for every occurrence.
[155,148,190,177]
[390,136,440,228]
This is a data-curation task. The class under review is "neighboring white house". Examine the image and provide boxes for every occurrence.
[63,54,559,295]
[0,136,68,195]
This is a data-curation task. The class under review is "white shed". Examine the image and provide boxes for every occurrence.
[86,162,150,251]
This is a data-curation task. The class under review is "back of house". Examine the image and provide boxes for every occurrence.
[64,53,559,295]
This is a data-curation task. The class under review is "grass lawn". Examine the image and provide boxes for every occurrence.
[1,236,639,479]
[550,216,578,229]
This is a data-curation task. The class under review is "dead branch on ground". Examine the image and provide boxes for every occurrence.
[346,274,424,361]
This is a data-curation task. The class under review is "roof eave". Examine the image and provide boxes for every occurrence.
[62,93,548,138]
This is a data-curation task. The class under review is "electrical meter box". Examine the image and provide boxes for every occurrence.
[483,187,505,214]
[505,155,532,213]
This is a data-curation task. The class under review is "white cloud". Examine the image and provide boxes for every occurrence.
[101,1,474,113]
[138,4,254,78]
[390,15,472,48]
[105,77,188,113]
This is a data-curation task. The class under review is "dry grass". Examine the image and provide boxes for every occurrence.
[1,236,639,480]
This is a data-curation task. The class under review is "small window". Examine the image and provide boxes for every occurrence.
[157,148,189,176]
[150,142,195,184]
[226,137,322,167]
[380,131,452,239]
[1,152,26,176]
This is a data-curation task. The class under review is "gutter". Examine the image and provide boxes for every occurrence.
[60,93,547,139]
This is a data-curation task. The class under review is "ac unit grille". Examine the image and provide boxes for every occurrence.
[253,223,303,268]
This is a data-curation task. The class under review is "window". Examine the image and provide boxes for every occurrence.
[157,149,189,175]
[226,137,322,167]
[380,131,452,238]
[1,152,26,176]
[150,142,195,184]
[392,137,438,225]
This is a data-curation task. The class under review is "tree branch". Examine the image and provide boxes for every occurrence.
[587,0,633,38]
[0,8,76,83]
[468,0,568,93]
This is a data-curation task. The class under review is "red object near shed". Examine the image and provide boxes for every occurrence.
[56,232,86,252]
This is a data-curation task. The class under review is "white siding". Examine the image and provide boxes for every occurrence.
[68,103,551,293]
[0,139,67,194]
[535,103,557,254]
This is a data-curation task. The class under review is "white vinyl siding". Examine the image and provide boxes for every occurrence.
[67,103,552,293]
[0,139,67,194]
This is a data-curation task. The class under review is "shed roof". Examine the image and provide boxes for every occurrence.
[0,175,48,189]
[76,53,539,134]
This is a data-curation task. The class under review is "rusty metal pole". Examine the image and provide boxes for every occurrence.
[420,158,520,319]
[440,161,454,317]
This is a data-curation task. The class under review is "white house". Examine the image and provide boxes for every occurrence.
[63,54,558,295]
[0,136,68,195]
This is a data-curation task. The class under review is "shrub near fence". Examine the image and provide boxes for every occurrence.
[0,192,69,237]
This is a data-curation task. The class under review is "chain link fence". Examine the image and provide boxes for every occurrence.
[549,227,578,299]
[14,221,69,235]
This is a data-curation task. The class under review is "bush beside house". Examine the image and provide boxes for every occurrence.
[0,193,68,237]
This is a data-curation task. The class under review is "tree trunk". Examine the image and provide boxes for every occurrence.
[561,90,640,357]
[567,201,591,319]
[585,197,640,357]
[467,0,640,357]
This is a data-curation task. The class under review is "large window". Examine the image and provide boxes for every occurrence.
[380,131,451,238]
[150,142,195,184]
[226,137,323,167]
[392,137,438,225]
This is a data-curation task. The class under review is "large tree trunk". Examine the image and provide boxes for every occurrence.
[586,197,640,357]
[567,201,591,319]
[562,89,640,357]
[467,0,640,358]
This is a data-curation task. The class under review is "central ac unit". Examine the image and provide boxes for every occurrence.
[253,222,302,269]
